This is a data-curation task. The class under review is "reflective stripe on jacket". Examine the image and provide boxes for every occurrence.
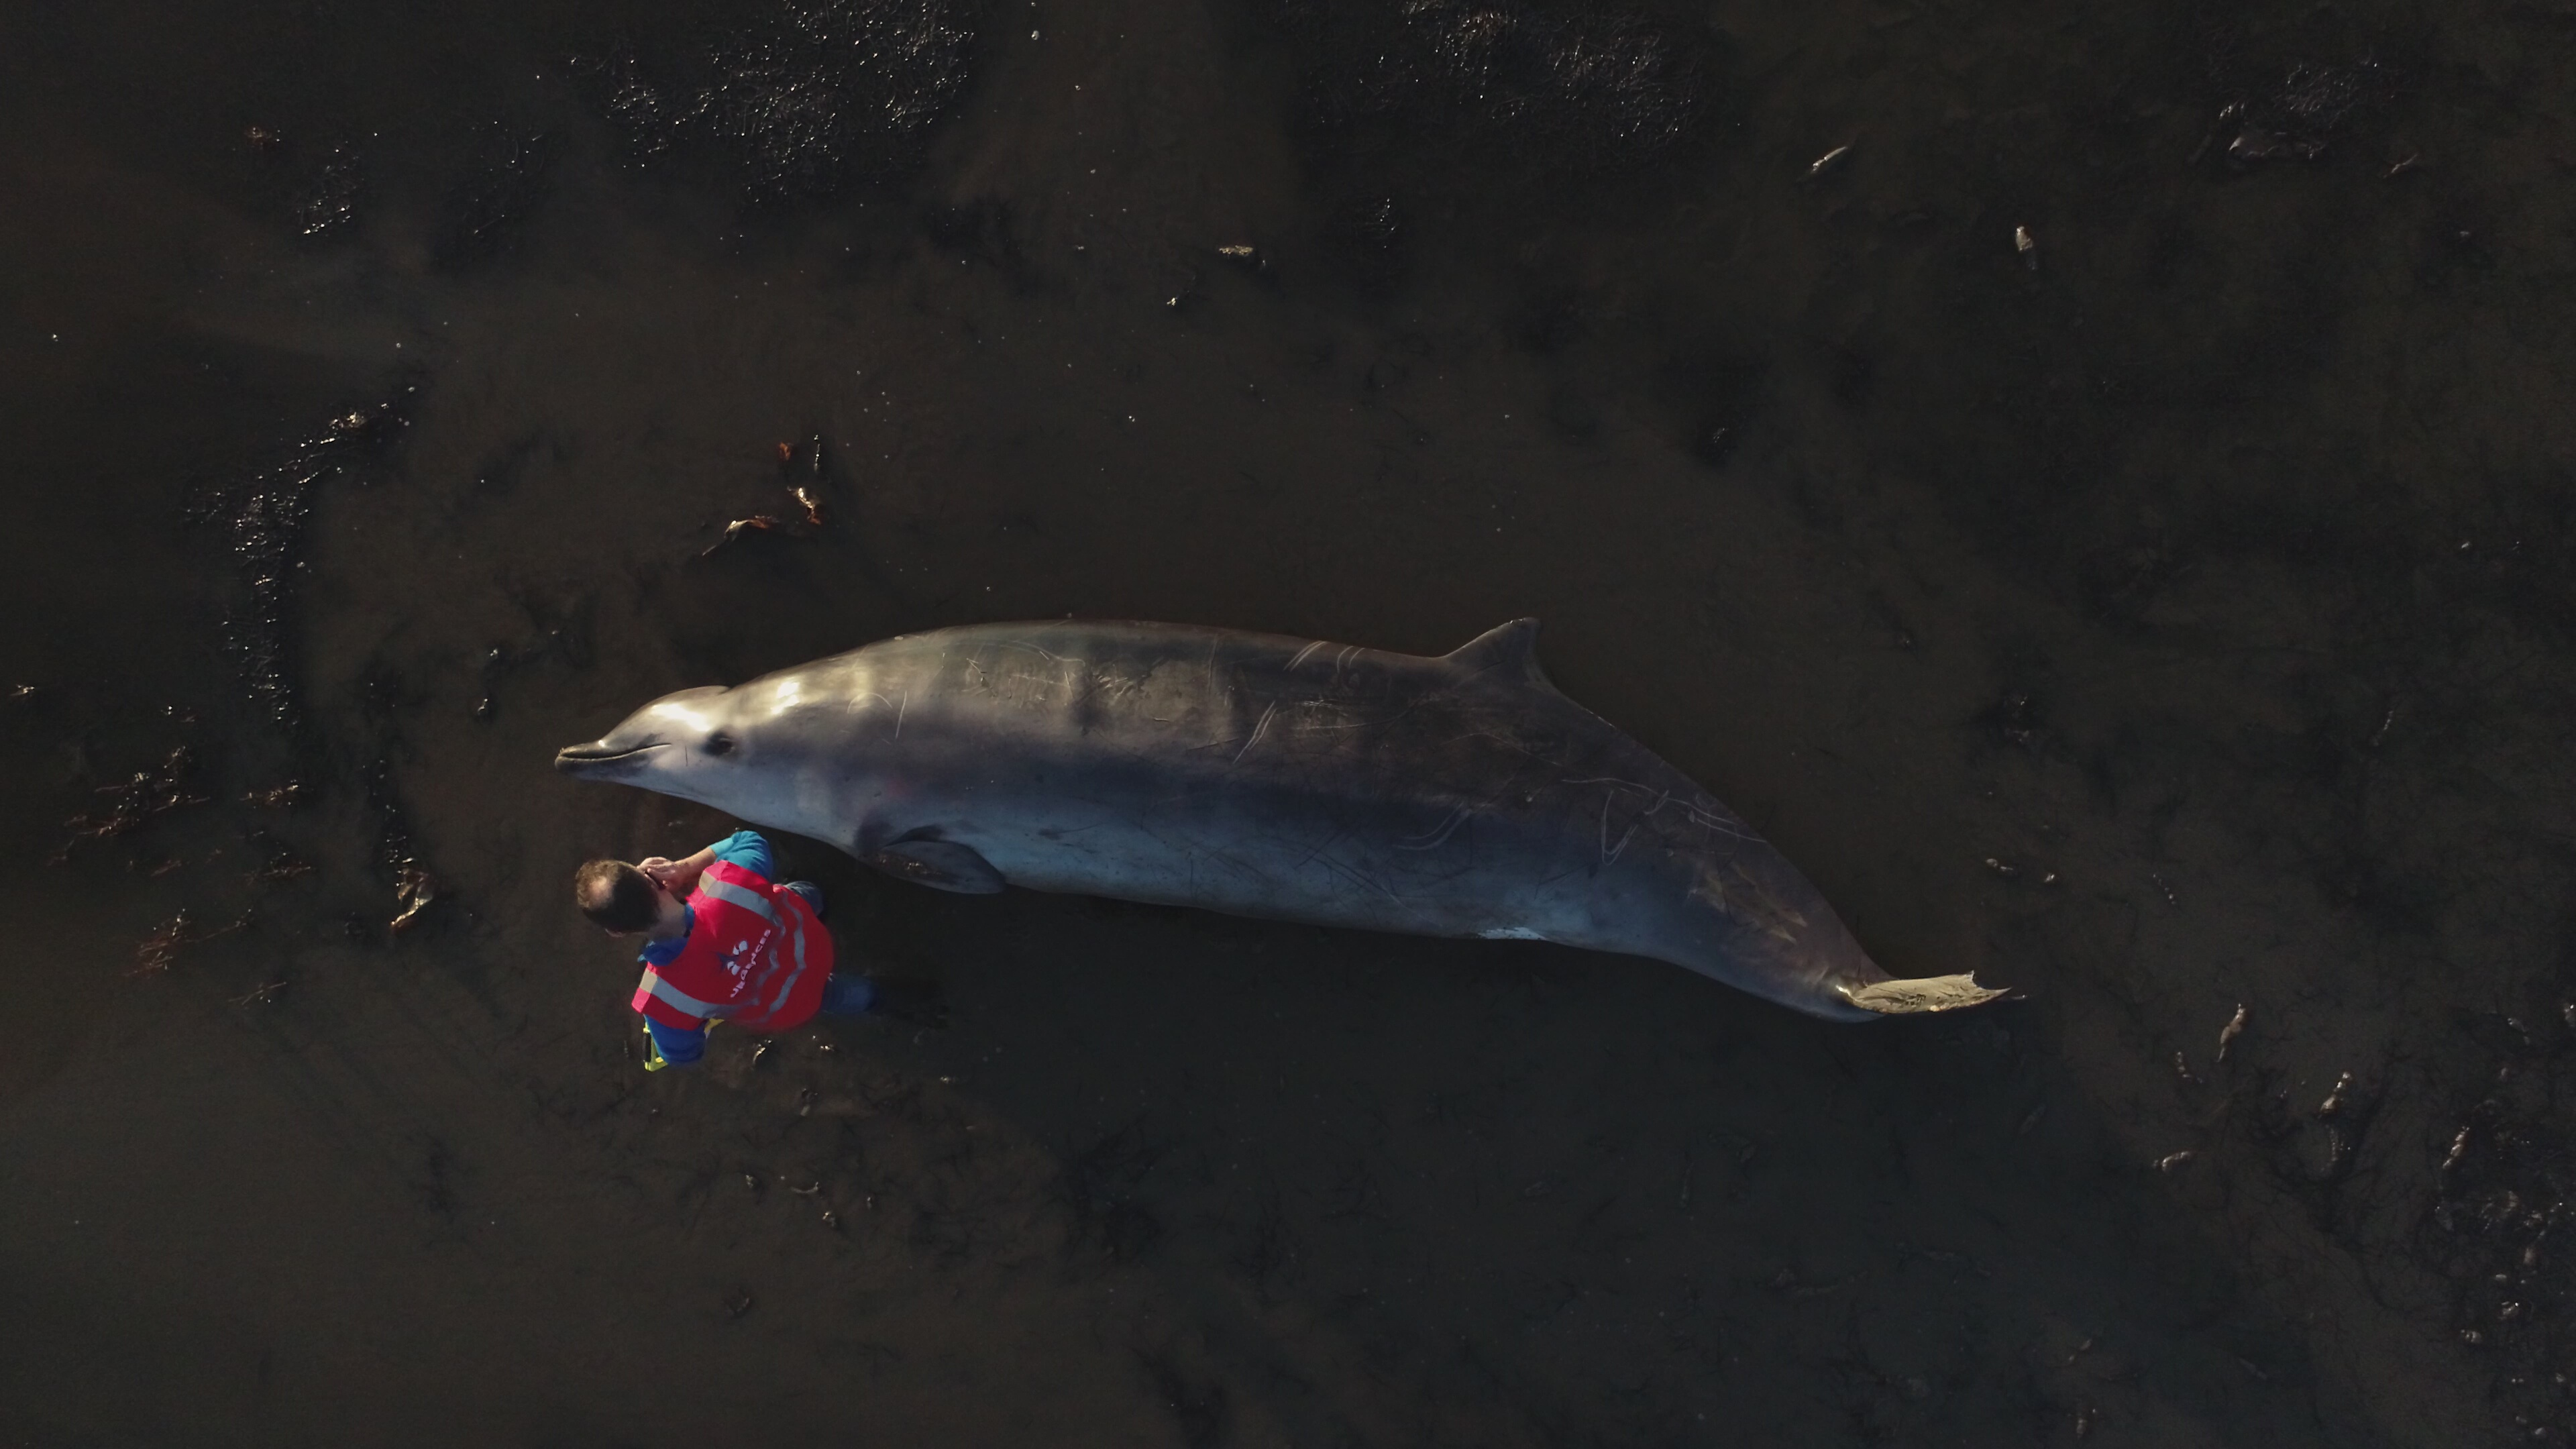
[631,861,832,1034]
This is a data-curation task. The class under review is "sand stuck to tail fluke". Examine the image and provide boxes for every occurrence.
[1839,974,2010,1015]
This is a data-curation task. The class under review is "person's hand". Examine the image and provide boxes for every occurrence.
[637,856,681,887]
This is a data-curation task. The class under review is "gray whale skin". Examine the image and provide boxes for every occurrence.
[555,619,2000,1020]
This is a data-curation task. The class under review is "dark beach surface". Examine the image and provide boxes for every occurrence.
[4,1,2572,1443]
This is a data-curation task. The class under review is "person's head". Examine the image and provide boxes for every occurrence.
[574,859,665,936]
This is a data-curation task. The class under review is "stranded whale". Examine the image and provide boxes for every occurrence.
[555,619,2000,1020]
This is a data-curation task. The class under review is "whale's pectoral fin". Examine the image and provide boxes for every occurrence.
[863,840,1007,894]
[1838,974,2011,1015]
[1442,617,1562,694]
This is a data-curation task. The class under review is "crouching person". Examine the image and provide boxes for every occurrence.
[573,829,877,1070]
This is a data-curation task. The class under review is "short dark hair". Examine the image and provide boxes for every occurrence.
[575,859,660,932]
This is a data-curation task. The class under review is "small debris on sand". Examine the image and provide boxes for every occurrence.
[60,746,209,855]
[703,467,826,555]
[700,514,788,555]
[133,909,252,975]
[2216,1004,2248,1062]
[390,865,439,932]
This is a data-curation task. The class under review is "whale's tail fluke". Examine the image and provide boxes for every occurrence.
[1837,974,2010,1015]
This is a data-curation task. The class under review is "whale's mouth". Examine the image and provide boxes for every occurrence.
[553,741,668,772]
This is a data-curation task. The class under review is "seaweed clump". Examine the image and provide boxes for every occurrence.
[582,0,981,205]
[186,398,409,731]
[353,657,441,936]
[2420,1025,2576,1439]
[1265,0,1717,286]
[1274,0,1716,177]
[433,125,554,268]
[2209,58,2394,165]
[292,146,364,239]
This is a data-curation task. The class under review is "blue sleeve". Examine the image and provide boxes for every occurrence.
[706,830,773,881]
[646,1016,706,1067]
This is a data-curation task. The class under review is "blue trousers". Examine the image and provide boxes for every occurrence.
[782,881,872,1016]
[817,973,875,1016]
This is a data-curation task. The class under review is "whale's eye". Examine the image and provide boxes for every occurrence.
[704,733,735,757]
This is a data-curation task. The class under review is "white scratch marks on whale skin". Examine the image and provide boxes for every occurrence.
[1395,804,1473,852]
[1596,788,1662,864]
[1287,639,1327,670]
[1229,701,1281,764]
[1563,776,1766,846]
[1479,926,1546,941]
[994,640,1075,665]
[1291,826,1354,873]
[1308,851,1416,913]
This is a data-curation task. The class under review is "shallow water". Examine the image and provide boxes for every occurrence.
[5,1,2573,1443]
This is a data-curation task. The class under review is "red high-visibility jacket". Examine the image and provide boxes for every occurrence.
[629,861,831,1034]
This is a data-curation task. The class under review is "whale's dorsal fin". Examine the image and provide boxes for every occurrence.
[1443,618,1560,693]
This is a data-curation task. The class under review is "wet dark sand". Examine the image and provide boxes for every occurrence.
[5,1,2573,1443]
